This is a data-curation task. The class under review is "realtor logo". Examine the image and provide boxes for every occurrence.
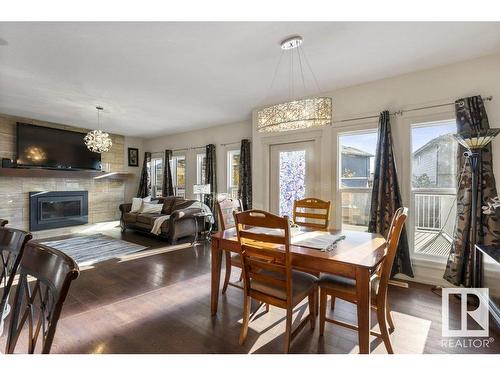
[442,288,489,337]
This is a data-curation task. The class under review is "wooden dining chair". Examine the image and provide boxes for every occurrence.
[234,210,318,353]
[215,195,244,294]
[292,198,331,230]
[5,242,80,354]
[0,219,8,227]
[0,227,33,335]
[318,207,408,354]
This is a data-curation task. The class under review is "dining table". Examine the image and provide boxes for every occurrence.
[210,227,387,354]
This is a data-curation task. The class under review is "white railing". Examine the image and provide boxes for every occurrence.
[414,191,456,235]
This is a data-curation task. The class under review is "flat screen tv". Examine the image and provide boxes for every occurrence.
[16,123,101,170]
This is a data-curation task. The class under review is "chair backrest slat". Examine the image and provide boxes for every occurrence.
[215,196,243,231]
[234,210,292,303]
[5,242,79,354]
[293,198,331,230]
[377,207,408,298]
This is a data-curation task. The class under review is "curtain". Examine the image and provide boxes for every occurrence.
[205,144,217,226]
[368,111,414,278]
[137,152,151,198]
[444,95,500,286]
[238,139,252,210]
[162,150,174,197]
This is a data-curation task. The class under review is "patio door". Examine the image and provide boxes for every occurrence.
[269,141,316,217]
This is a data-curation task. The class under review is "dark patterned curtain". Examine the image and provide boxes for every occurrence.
[238,139,252,210]
[162,150,174,197]
[137,152,151,198]
[444,96,500,286]
[368,111,414,278]
[205,144,217,226]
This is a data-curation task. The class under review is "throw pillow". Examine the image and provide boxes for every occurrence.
[130,196,152,213]
[139,202,164,214]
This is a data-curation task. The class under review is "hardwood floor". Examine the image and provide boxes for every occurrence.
[2,225,499,354]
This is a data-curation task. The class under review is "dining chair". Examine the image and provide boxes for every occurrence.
[0,227,33,335]
[215,195,244,293]
[5,242,79,354]
[234,210,318,353]
[292,198,331,230]
[318,207,408,354]
[0,219,8,227]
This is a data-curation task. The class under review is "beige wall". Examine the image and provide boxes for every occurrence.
[144,120,252,200]
[0,113,129,232]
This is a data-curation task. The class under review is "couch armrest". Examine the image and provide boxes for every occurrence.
[170,207,202,221]
[119,203,132,213]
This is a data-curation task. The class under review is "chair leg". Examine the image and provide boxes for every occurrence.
[284,307,293,353]
[222,251,232,294]
[377,303,394,354]
[330,296,336,310]
[386,302,395,333]
[319,288,327,336]
[239,296,251,345]
[308,291,316,330]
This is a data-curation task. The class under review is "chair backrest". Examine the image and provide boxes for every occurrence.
[377,207,408,298]
[292,198,331,230]
[0,227,33,317]
[215,195,243,231]
[234,210,292,305]
[0,219,8,227]
[5,242,79,354]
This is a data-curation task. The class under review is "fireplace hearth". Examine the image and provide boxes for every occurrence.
[29,191,88,231]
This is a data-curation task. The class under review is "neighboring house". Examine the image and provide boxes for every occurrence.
[412,133,457,188]
[340,145,373,188]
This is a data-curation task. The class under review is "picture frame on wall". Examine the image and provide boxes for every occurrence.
[128,147,139,167]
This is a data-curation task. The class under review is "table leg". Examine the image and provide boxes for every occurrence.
[356,267,371,354]
[211,237,222,316]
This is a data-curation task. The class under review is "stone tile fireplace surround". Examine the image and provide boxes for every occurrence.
[0,113,126,234]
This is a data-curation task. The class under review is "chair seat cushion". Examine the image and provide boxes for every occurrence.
[124,212,138,223]
[251,269,318,304]
[319,274,380,302]
[136,213,163,225]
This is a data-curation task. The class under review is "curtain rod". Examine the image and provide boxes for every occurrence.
[335,95,493,124]
[152,139,251,154]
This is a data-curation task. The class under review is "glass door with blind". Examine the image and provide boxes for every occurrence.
[269,141,316,218]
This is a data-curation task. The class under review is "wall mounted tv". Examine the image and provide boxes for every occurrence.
[16,123,101,171]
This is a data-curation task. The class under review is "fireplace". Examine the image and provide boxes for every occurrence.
[29,191,88,231]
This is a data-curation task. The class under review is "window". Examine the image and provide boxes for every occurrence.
[338,131,377,231]
[170,155,186,198]
[227,150,240,199]
[151,154,163,198]
[196,153,206,200]
[411,120,457,258]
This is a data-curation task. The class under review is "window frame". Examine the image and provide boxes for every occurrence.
[409,118,458,261]
[227,149,241,199]
[170,154,186,198]
[150,152,164,198]
[337,128,378,231]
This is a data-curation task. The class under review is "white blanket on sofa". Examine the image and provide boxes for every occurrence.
[150,215,170,235]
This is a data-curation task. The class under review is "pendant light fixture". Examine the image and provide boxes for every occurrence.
[84,106,113,153]
[257,36,332,133]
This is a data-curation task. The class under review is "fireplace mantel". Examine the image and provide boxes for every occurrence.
[0,167,133,180]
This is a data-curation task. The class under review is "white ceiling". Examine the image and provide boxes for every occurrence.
[1,22,500,137]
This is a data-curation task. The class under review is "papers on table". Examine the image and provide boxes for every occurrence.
[243,227,346,252]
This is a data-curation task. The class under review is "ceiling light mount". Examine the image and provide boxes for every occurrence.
[280,36,303,50]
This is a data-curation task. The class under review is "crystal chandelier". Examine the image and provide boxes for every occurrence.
[84,106,113,153]
[257,36,332,133]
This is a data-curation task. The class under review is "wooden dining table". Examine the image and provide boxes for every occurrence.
[210,227,387,354]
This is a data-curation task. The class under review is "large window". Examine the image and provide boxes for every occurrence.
[151,154,163,198]
[338,131,377,231]
[196,153,206,200]
[170,155,186,198]
[411,120,457,258]
[227,150,240,199]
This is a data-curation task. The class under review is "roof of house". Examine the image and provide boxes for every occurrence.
[413,133,455,156]
[341,145,373,157]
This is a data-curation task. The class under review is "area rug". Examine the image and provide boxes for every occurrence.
[41,233,148,266]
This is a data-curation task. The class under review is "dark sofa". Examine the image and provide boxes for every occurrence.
[119,196,203,243]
